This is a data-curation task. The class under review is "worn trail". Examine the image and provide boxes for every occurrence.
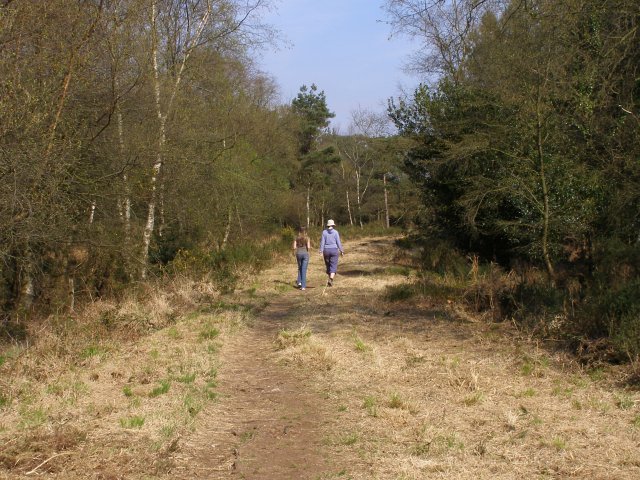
[172,300,342,479]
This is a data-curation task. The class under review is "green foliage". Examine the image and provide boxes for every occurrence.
[589,280,640,359]
[291,84,335,155]
[386,0,640,361]
[80,345,105,359]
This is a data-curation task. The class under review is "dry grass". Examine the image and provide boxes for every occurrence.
[265,236,640,479]
[275,326,336,371]
[0,278,250,479]
[4,235,639,478]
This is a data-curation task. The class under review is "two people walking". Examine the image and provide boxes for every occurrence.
[293,219,344,290]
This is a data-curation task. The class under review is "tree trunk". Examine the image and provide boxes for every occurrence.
[355,170,363,228]
[89,200,96,224]
[221,206,232,250]
[383,173,390,228]
[116,108,131,244]
[536,83,555,285]
[341,161,354,225]
[141,0,212,278]
[306,184,311,229]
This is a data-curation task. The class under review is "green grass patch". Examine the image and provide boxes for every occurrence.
[385,266,413,276]
[199,326,220,340]
[551,437,567,451]
[615,394,634,410]
[362,396,378,417]
[551,385,574,398]
[353,335,369,352]
[161,424,176,438]
[0,394,9,409]
[120,416,145,429]
[80,345,105,359]
[520,361,534,376]
[587,367,605,381]
[277,326,312,349]
[184,394,204,417]
[19,407,47,428]
[175,372,197,384]
[632,415,640,428]
[388,393,405,409]
[339,433,358,446]
[384,284,415,302]
[149,380,170,397]
[518,388,536,398]
[167,327,182,339]
[122,386,134,397]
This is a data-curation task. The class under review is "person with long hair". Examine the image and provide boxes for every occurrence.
[319,219,344,286]
[293,226,311,290]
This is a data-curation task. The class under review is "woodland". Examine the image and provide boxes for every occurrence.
[1,0,640,360]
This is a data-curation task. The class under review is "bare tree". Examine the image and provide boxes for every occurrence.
[383,0,500,81]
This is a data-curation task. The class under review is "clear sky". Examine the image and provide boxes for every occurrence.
[258,0,418,132]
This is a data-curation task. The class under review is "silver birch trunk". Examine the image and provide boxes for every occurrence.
[341,161,354,225]
[383,173,390,228]
[536,83,555,285]
[116,108,131,243]
[355,170,363,228]
[89,200,96,224]
[141,1,211,278]
[221,206,232,250]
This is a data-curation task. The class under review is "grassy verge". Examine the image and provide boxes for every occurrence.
[0,280,254,478]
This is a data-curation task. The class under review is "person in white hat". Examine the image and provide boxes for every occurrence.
[319,219,344,286]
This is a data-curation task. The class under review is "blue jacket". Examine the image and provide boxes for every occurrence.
[319,228,343,253]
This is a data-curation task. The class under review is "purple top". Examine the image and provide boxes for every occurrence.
[319,228,343,253]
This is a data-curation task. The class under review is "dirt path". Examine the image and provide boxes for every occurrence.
[170,235,640,479]
[169,236,399,479]
[171,300,343,479]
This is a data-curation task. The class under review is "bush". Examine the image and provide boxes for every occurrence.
[584,280,640,360]
[168,230,292,293]
[497,279,566,333]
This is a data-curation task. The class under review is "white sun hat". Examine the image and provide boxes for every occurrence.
[326,219,335,227]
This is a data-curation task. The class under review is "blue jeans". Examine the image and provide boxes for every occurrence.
[296,252,309,288]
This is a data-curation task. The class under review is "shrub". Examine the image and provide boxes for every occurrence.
[586,280,640,360]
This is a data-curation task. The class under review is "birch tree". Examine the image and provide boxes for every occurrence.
[140,0,271,278]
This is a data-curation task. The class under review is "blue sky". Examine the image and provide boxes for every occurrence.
[258,0,418,132]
